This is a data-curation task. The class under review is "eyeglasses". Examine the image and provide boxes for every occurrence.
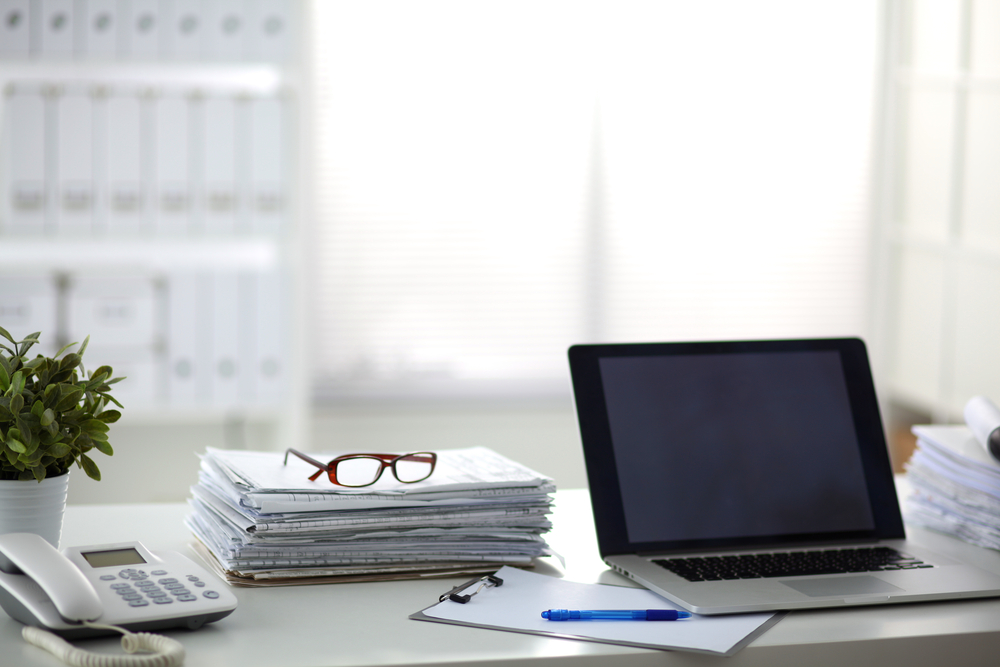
[283,448,438,487]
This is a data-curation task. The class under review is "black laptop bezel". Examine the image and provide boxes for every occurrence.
[568,338,905,559]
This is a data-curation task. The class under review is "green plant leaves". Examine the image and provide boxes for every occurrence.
[0,331,122,481]
[80,453,100,481]
[96,410,121,423]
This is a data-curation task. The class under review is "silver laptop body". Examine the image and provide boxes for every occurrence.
[568,338,1000,615]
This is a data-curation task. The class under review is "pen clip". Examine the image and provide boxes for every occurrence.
[439,574,504,604]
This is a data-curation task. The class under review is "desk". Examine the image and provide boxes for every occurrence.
[4,488,1000,667]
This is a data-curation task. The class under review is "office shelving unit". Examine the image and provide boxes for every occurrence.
[0,0,306,454]
[873,0,1000,424]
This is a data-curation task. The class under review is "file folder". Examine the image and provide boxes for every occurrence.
[4,87,47,234]
[249,96,286,235]
[37,0,75,57]
[252,269,286,404]
[0,0,31,58]
[202,96,238,235]
[167,272,210,406]
[155,93,193,234]
[205,0,247,62]
[210,271,242,407]
[247,0,290,62]
[164,0,204,60]
[81,0,118,58]
[122,0,161,60]
[105,91,147,234]
[55,89,95,235]
[66,274,158,350]
[0,274,59,356]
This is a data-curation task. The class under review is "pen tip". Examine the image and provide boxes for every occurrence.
[678,611,692,619]
[541,611,550,619]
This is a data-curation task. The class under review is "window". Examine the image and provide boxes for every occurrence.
[308,1,879,401]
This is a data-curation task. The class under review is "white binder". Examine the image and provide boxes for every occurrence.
[154,93,192,234]
[166,272,209,406]
[247,0,290,63]
[205,0,248,62]
[122,0,161,60]
[55,89,95,236]
[253,268,286,404]
[4,87,47,235]
[0,0,31,58]
[249,95,286,235]
[210,271,242,407]
[105,91,146,234]
[80,0,118,58]
[65,275,158,350]
[163,0,204,60]
[202,95,238,235]
[0,274,59,356]
[37,0,75,57]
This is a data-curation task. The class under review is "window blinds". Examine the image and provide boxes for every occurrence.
[307,0,879,401]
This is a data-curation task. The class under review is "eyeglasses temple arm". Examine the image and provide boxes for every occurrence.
[285,448,333,473]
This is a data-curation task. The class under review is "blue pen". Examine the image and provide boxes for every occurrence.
[541,609,692,621]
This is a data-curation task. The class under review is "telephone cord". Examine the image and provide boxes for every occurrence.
[22,622,185,667]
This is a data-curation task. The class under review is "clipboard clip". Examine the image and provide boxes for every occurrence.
[439,574,504,604]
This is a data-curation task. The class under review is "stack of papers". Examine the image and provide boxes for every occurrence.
[904,425,1000,549]
[186,446,556,587]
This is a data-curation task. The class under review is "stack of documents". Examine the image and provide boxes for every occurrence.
[186,447,556,586]
[904,425,1000,550]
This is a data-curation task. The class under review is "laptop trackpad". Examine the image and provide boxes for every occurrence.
[782,576,904,598]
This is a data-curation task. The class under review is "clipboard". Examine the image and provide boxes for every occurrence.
[410,566,782,657]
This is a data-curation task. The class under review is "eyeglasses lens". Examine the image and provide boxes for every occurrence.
[394,454,434,483]
[335,457,384,487]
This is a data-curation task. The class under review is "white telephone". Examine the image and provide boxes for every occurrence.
[0,532,238,666]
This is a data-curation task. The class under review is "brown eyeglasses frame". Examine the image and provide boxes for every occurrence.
[283,448,438,487]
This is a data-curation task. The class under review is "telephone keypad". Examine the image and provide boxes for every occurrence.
[104,569,224,610]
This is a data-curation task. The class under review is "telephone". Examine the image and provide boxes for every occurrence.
[0,532,237,639]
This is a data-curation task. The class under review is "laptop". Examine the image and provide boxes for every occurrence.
[568,338,1000,614]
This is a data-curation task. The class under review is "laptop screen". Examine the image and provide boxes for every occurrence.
[569,339,904,556]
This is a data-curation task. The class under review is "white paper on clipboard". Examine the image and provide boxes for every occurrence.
[410,566,781,657]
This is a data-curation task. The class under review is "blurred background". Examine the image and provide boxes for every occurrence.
[0,0,995,503]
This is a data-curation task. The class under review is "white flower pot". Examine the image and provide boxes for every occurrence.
[0,471,70,548]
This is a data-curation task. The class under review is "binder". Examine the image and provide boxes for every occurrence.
[202,95,238,235]
[248,95,286,235]
[163,0,204,60]
[154,93,193,235]
[205,0,247,62]
[36,0,75,58]
[55,88,95,236]
[65,274,158,351]
[80,0,118,58]
[247,0,290,63]
[121,0,161,60]
[104,91,147,234]
[166,272,209,406]
[252,268,285,404]
[210,271,241,407]
[0,0,31,58]
[3,86,47,235]
[0,273,59,357]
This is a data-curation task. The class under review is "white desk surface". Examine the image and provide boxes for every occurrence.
[4,486,1000,667]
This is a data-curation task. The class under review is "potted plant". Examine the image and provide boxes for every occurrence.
[0,327,124,548]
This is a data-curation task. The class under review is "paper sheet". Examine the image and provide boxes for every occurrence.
[411,566,780,656]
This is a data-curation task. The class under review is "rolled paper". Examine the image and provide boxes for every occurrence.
[964,396,1000,462]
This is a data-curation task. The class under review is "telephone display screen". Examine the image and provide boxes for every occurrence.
[81,547,147,568]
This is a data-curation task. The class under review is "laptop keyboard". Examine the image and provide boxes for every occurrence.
[654,546,931,581]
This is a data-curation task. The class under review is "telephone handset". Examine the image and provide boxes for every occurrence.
[0,532,238,666]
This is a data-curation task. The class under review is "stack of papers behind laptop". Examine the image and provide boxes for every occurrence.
[186,447,556,587]
[904,425,1000,550]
